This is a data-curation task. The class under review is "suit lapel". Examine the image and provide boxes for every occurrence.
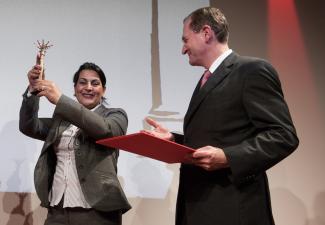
[184,53,237,130]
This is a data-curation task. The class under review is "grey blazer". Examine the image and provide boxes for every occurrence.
[19,92,131,213]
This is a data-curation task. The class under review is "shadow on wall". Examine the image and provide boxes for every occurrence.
[0,120,46,225]
[271,187,308,225]
[3,192,33,225]
[118,0,183,223]
[305,191,325,225]
[272,188,325,225]
[0,120,39,192]
[121,163,179,225]
[1,191,46,225]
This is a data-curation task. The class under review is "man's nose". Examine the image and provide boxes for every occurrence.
[182,45,187,55]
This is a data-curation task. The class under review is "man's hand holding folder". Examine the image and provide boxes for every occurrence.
[143,117,229,171]
[141,117,175,141]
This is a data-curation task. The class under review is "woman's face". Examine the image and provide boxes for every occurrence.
[74,69,106,109]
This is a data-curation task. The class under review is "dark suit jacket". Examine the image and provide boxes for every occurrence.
[19,93,131,213]
[174,53,299,225]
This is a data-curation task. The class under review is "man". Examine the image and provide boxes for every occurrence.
[145,7,299,225]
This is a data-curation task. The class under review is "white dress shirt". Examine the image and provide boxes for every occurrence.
[49,124,91,208]
[208,49,233,73]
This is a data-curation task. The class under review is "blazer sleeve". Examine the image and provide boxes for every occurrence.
[53,94,127,140]
[223,61,299,184]
[19,89,53,141]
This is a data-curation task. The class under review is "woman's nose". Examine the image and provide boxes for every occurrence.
[85,82,93,90]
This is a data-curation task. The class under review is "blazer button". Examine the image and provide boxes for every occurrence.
[74,139,80,146]
[80,178,86,183]
[79,165,84,169]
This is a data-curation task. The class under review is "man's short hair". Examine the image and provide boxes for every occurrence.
[184,7,229,43]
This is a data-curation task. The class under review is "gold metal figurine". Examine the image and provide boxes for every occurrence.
[35,40,53,80]
[30,40,53,95]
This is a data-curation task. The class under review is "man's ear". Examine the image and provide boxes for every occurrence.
[202,25,213,42]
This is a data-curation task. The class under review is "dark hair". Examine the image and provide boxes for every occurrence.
[184,7,229,43]
[73,62,106,87]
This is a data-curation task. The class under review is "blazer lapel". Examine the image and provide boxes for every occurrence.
[56,120,71,137]
[42,104,105,155]
[40,119,70,155]
[184,53,237,129]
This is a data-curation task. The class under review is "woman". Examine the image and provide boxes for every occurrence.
[19,61,131,225]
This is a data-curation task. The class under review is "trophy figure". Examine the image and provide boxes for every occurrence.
[30,40,53,95]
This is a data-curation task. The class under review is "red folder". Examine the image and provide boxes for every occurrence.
[96,132,195,163]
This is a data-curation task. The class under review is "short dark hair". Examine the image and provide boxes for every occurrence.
[73,62,106,87]
[184,7,229,43]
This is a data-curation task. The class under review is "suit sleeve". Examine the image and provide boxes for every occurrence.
[171,132,184,145]
[53,95,127,139]
[223,61,299,185]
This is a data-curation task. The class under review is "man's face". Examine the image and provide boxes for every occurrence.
[182,19,206,66]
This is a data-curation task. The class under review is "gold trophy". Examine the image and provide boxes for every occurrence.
[31,40,53,95]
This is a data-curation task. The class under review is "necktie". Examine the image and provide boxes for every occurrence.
[200,70,212,88]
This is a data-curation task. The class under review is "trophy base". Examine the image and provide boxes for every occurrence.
[30,90,41,95]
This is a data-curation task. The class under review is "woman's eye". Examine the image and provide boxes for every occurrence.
[78,80,87,85]
[92,81,100,86]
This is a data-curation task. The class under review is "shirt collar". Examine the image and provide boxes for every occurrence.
[208,49,233,74]
[91,102,102,111]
